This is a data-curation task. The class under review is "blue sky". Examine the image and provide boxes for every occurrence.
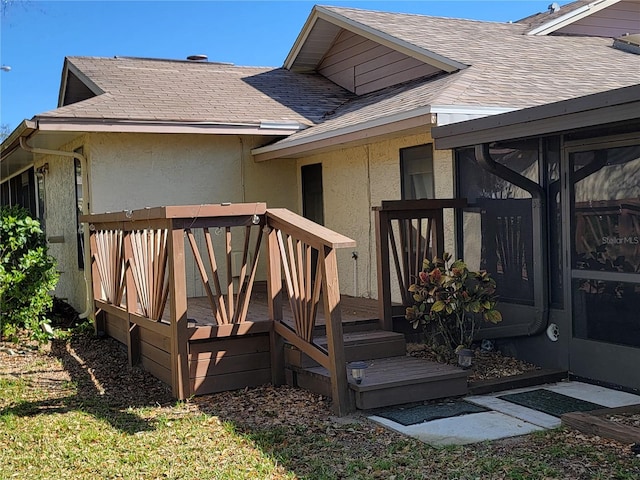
[1,0,564,132]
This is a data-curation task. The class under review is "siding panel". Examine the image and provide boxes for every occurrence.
[556,1,640,37]
[319,31,443,94]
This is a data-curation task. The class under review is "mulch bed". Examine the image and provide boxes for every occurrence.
[406,342,540,382]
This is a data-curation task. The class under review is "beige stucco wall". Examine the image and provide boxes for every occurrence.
[38,132,296,314]
[37,128,455,313]
[88,133,296,211]
[34,135,90,313]
[294,131,456,301]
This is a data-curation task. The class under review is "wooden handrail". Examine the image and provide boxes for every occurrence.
[266,208,355,415]
[266,208,356,250]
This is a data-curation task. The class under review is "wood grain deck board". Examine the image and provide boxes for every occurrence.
[304,356,468,392]
[172,292,379,328]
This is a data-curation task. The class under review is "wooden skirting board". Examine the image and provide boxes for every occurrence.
[562,404,640,444]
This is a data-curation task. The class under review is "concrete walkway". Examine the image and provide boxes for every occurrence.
[368,381,640,446]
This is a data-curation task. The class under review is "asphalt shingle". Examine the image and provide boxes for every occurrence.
[39,56,354,125]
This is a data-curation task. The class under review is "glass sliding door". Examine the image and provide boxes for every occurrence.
[568,138,640,389]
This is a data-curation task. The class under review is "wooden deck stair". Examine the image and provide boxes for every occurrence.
[284,320,469,410]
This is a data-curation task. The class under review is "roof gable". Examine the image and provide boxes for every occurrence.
[520,0,639,37]
[317,29,445,94]
[58,59,104,108]
[285,6,468,78]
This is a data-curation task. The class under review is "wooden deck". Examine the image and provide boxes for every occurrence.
[85,200,472,414]
[175,290,380,329]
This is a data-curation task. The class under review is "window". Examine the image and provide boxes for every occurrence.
[74,149,84,269]
[400,144,434,200]
[35,165,47,234]
[456,141,538,305]
[0,168,36,216]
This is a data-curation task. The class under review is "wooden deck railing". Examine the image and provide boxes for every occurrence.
[81,203,355,415]
[373,199,467,330]
[266,208,356,415]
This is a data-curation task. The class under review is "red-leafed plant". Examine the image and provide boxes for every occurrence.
[405,253,502,356]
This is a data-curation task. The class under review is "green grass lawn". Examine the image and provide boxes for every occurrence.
[1,334,639,479]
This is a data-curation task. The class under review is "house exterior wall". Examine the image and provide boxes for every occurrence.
[34,135,90,313]
[555,0,640,37]
[318,30,441,95]
[295,131,455,301]
[40,132,296,314]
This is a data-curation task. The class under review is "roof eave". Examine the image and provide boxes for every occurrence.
[32,117,306,136]
[432,84,640,149]
[252,107,438,161]
[284,5,465,73]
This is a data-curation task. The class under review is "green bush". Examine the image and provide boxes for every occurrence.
[406,252,502,355]
[0,206,59,342]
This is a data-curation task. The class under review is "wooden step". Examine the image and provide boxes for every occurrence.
[290,356,469,410]
[284,329,407,368]
[312,318,381,336]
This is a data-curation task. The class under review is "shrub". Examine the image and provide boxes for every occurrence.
[405,252,502,356]
[0,206,59,342]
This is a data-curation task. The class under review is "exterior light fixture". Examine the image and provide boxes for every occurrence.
[349,361,369,384]
[456,348,474,369]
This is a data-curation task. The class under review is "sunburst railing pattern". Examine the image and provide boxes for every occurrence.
[185,221,264,325]
[89,229,125,306]
[127,228,169,321]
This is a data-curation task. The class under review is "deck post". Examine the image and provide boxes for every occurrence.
[373,207,393,331]
[168,222,190,399]
[267,226,285,385]
[321,246,352,415]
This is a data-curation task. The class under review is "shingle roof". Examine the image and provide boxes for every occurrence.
[516,0,593,33]
[38,56,354,125]
[270,6,640,145]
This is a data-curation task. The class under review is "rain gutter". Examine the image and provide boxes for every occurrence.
[474,143,549,335]
[19,137,93,320]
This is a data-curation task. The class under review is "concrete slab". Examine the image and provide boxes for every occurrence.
[544,382,640,408]
[369,411,543,446]
[368,381,640,446]
[465,393,561,429]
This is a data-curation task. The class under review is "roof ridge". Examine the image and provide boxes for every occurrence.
[66,55,279,69]
[320,4,525,26]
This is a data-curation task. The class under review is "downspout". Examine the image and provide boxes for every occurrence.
[474,144,549,335]
[19,137,93,320]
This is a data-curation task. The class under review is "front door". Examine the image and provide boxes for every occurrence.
[566,136,640,389]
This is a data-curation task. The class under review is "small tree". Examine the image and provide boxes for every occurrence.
[405,253,502,356]
[0,206,59,341]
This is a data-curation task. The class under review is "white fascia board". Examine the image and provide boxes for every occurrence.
[34,118,300,136]
[285,6,466,73]
[0,120,35,155]
[284,7,323,69]
[431,105,519,126]
[252,106,437,157]
[527,0,618,35]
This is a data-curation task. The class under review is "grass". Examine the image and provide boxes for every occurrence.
[1,334,639,479]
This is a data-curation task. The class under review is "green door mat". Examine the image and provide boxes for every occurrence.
[374,401,488,426]
[498,389,604,417]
